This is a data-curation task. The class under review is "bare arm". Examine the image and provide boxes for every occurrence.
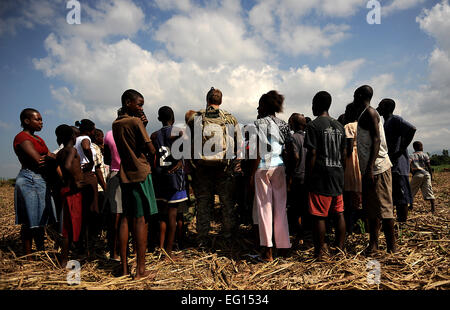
[81,138,94,171]
[366,108,381,180]
[146,140,156,156]
[18,140,45,166]
[307,148,317,177]
[399,124,416,156]
[95,165,107,191]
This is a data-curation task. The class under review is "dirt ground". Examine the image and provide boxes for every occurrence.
[0,173,449,290]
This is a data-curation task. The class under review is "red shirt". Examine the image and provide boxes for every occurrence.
[13,131,49,167]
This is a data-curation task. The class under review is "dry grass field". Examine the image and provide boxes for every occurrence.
[0,173,449,290]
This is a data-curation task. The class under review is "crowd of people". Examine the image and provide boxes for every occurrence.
[12,85,437,280]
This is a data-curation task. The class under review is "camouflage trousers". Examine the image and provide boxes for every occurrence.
[193,164,236,240]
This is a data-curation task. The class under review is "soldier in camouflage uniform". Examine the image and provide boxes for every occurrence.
[187,87,243,244]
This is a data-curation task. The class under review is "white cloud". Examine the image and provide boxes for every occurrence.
[0,120,11,129]
[416,0,450,51]
[383,0,426,16]
[154,0,265,68]
[153,0,193,12]
[0,0,62,36]
[248,0,355,58]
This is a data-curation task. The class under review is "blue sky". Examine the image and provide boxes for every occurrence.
[1,0,449,178]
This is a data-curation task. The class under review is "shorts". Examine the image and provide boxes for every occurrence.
[308,192,344,217]
[411,173,435,200]
[362,169,394,220]
[392,173,413,205]
[61,187,83,242]
[156,200,186,221]
[104,171,122,214]
[121,174,158,219]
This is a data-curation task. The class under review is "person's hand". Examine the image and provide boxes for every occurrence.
[168,161,183,174]
[139,111,149,127]
[38,155,46,168]
[81,162,94,172]
[364,167,375,185]
[233,161,243,176]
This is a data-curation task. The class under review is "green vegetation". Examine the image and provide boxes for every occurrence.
[0,179,15,187]
[432,164,450,173]
[430,149,450,167]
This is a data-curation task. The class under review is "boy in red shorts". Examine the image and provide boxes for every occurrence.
[55,125,85,267]
[305,91,346,259]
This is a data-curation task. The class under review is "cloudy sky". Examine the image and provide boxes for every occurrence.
[0,0,449,178]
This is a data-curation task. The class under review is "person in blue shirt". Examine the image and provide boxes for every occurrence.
[376,99,416,223]
[151,106,188,260]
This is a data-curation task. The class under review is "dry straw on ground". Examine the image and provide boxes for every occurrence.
[0,173,449,290]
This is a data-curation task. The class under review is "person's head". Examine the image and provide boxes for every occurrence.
[312,91,332,116]
[305,116,312,124]
[413,141,423,152]
[55,124,76,146]
[71,126,80,137]
[344,102,358,123]
[121,89,144,117]
[337,114,345,125]
[94,129,104,146]
[288,113,306,131]
[376,98,395,117]
[185,109,196,124]
[258,90,284,117]
[206,87,222,106]
[75,119,96,137]
[158,106,175,125]
[117,107,125,118]
[20,108,42,131]
[353,85,373,110]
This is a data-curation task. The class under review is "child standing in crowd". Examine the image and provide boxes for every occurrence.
[93,128,108,208]
[151,106,188,260]
[410,141,436,213]
[103,111,123,261]
[74,119,103,255]
[13,108,58,257]
[287,113,308,246]
[113,89,158,279]
[343,103,362,233]
[305,91,346,260]
[252,90,293,261]
[55,125,84,267]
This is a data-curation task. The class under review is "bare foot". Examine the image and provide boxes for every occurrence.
[133,270,156,281]
[364,244,379,256]
[120,264,129,277]
[261,247,273,262]
[164,254,181,262]
[387,245,398,254]
[60,258,68,269]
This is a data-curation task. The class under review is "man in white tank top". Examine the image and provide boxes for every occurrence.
[353,85,397,255]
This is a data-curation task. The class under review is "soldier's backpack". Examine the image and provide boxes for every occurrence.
[192,107,236,166]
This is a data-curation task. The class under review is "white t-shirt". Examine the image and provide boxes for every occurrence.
[75,135,96,172]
